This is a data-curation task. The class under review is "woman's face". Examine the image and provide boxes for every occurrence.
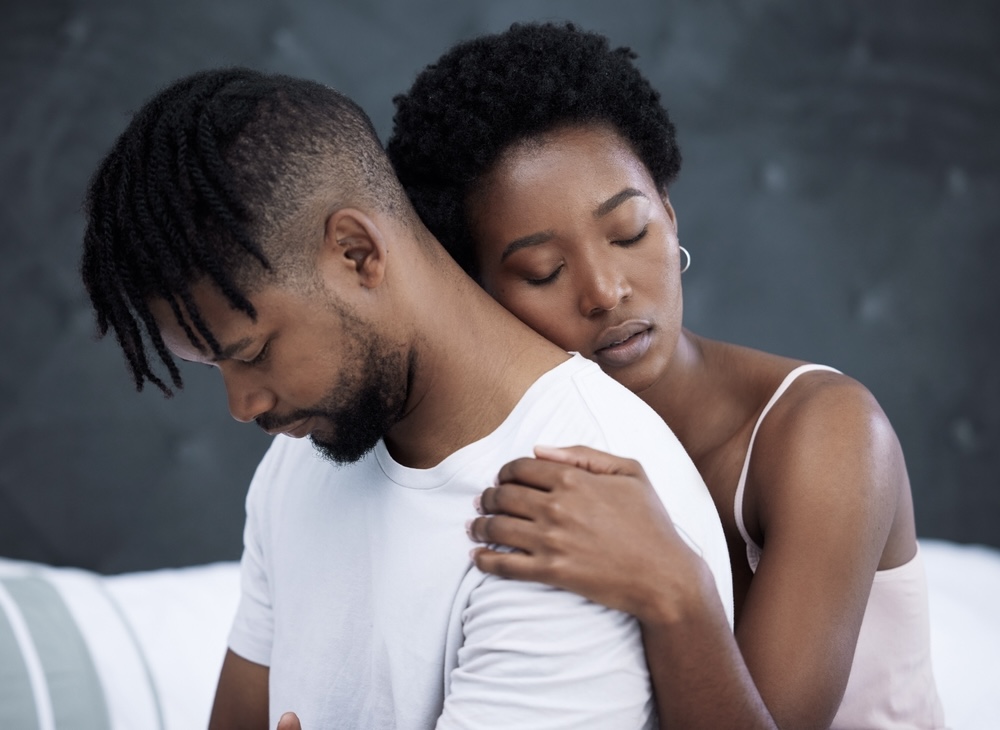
[467,124,684,394]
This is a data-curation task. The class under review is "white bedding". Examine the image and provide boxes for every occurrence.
[1,539,997,729]
[922,541,1000,730]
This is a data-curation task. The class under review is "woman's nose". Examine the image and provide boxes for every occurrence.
[578,266,631,317]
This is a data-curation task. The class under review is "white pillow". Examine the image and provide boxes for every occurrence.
[921,539,1000,730]
[0,558,239,730]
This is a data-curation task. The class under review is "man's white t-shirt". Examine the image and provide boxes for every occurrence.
[228,354,732,729]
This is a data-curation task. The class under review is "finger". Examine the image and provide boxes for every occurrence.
[478,482,550,518]
[472,546,551,583]
[494,457,557,492]
[496,455,593,491]
[467,514,542,552]
[277,712,301,730]
[533,444,643,477]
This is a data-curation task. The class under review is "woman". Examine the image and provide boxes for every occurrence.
[387,22,946,730]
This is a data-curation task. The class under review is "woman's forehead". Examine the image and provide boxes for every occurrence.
[474,127,656,221]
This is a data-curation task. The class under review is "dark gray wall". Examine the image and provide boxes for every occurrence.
[2,0,997,573]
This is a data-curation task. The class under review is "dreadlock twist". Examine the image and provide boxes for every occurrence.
[82,68,407,395]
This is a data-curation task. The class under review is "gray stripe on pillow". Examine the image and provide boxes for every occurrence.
[0,590,41,730]
[3,576,111,730]
[95,582,165,730]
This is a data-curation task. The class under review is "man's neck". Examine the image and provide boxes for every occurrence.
[383,271,568,470]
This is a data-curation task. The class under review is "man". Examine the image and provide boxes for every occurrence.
[81,68,732,729]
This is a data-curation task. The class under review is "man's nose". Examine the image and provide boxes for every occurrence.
[221,368,276,423]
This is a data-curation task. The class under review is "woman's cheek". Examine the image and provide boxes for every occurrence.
[536,314,586,354]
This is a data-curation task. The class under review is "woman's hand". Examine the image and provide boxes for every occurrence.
[468,445,704,621]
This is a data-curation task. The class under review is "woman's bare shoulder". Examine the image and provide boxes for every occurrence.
[749,367,905,538]
[761,368,890,447]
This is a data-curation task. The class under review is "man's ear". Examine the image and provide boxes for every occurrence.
[320,208,388,289]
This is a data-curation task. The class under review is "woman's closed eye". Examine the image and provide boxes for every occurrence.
[612,225,648,247]
[525,264,564,286]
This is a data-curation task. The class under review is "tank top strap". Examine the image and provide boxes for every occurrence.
[734,364,841,570]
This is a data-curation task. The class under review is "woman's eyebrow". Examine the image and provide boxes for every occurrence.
[500,230,555,262]
[594,188,646,218]
[498,188,648,262]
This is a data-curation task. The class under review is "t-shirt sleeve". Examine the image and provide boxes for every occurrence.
[576,367,735,627]
[436,573,655,730]
[225,437,283,667]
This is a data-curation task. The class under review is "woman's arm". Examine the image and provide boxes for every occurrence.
[471,376,903,729]
[469,446,776,730]
[730,377,905,727]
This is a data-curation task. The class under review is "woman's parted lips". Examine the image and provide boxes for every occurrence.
[594,319,652,352]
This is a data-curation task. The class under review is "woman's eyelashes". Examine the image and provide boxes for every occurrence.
[613,225,648,247]
[525,264,564,286]
[519,226,649,286]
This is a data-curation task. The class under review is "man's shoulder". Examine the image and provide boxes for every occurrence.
[518,356,681,468]
[513,357,622,441]
[533,355,650,412]
[559,359,669,439]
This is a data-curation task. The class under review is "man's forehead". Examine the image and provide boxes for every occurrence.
[147,281,253,363]
[147,295,214,362]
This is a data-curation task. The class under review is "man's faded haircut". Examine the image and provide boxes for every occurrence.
[81,68,411,395]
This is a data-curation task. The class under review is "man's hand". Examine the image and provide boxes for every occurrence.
[277,712,301,730]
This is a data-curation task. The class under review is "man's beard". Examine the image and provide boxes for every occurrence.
[307,343,409,465]
[256,317,409,466]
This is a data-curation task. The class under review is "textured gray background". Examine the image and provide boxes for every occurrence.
[1,0,998,573]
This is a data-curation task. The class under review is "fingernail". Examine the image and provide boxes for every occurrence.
[472,495,482,514]
[464,519,473,539]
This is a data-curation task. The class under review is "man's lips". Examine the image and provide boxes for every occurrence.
[261,417,312,438]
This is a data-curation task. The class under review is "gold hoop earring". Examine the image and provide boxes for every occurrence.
[679,245,691,274]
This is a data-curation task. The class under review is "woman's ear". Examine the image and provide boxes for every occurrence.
[321,208,388,289]
[660,191,679,234]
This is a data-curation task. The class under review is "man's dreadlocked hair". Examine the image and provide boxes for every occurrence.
[82,68,409,396]
[388,22,681,279]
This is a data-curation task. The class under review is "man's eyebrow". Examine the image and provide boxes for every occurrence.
[210,336,255,362]
[500,231,555,262]
[594,188,647,219]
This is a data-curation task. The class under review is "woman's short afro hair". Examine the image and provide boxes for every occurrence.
[387,21,681,278]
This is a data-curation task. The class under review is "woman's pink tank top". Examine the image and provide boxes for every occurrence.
[733,364,947,729]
